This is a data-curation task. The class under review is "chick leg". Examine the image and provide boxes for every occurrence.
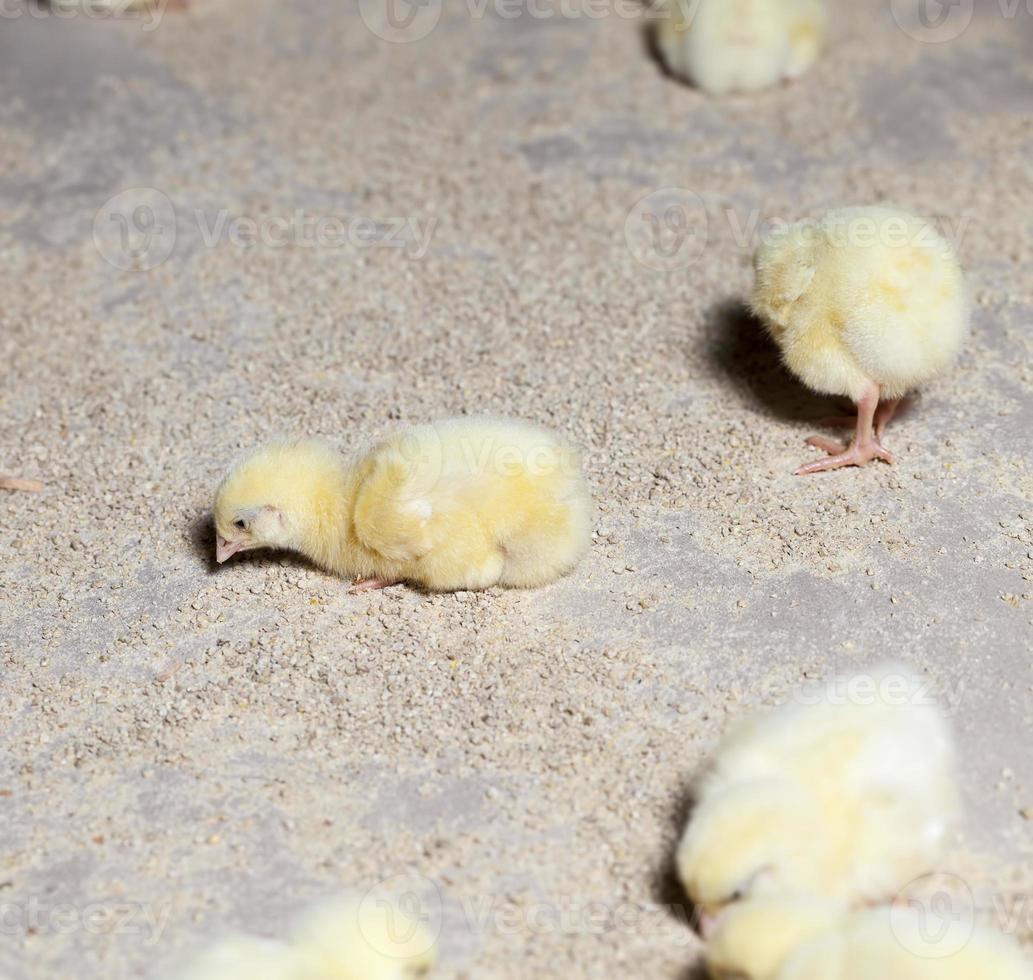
[874,397,903,442]
[349,577,399,593]
[0,475,44,492]
[796,382,895,475]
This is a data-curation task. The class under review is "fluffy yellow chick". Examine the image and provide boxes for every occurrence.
[653,0,826,95]
[0,475,43,492]
[706,897,1033,980]
[174,936,302,980]
[176,894,436,980]
[677,663,958,934]
[213,416,593,592]
[752,205,969,474]
[291,894,436,980]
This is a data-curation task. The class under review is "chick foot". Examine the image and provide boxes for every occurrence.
[348,577,399,593]
[796,436,895,475]
[817,397,906,442]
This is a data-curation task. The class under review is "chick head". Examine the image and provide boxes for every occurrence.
[705,896,841,980]
[212,439,342,564]
[677,780,820,934]
[751,220,821,333]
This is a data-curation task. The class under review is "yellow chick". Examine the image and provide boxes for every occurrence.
[653,0,826,95]
[677,663,958,934]
[291,893,436,980]
[213,416,593,592]
[174,936,302,980]
[0,475,43,492]
[752,205,969,474]
[176,894,436,980]
[706,896,1033,980]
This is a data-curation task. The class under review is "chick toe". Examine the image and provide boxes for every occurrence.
[796,437,895,475]
[348,577,400,593]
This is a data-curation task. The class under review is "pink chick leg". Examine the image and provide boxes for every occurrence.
[796,382,896,475]
[348,577,400,594]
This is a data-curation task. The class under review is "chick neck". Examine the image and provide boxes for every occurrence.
[278,454,360,570]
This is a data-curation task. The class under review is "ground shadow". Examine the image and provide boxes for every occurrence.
[640,17,673,81]
[703,298,841,423]
[675,963,708,980]
[187,512,313,574]
[651,781,701,934]
[188,512,217,569]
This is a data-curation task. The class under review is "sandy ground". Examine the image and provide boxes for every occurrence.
[1,1,1032,977]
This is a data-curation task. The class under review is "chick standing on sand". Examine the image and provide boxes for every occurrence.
[213,417,593,592]
[677,663,958,934]
[653,0,826,95]
[705,896,1033,980]
[178,894,435,980]
[752,205,969,474]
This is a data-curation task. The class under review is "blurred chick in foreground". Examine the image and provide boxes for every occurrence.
[752,205,969,474]
[213,417,593,592]
[706,896,1033,980]
[178,894,435,980]
[653,0,826,94]
[677,663,958,935]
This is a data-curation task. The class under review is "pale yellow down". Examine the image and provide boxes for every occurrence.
[677,663,958,918]
[706,897,1033,980]
[654,0,826,94]
[213,416,593,591]
[175,894,435,980]
[752,206,969,402]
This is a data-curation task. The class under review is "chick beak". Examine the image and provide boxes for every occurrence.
[696,908,721,940]
[216,536,242,564]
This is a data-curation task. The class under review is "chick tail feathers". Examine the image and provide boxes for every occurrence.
[495,470,593,588]
[840,238,969,397]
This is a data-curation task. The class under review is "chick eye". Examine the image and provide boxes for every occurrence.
[233,518,247,531]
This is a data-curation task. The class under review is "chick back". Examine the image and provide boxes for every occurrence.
[755,207,969,402]
[355,417,593,591]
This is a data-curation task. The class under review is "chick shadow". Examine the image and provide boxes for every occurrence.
[641,17,674,81]
[187,512,312,575]
[650,781,709,978]
[651,782,701,932]
[704,299,843,425]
